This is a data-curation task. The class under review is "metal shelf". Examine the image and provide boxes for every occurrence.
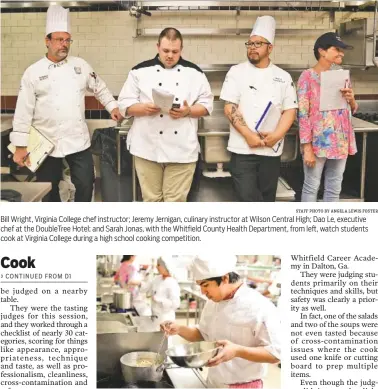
[136,28,335,37]
[138,1,371,8]
[176,309,197,313]
[198,63,310,72]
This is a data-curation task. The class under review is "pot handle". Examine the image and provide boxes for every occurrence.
[156,361,177,373]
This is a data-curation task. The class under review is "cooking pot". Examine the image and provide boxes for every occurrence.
[120,342,220,383]
[113,290,132,310]
[120,351,164,382]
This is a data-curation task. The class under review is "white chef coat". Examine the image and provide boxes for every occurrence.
[220,61,298,157]
[141,275,181,324]
[11,56,118,158]
[118,55,214,163]
[198,284,281,388]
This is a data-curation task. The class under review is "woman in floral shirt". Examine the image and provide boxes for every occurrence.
[114,255,141,295]
[297,32,358,202]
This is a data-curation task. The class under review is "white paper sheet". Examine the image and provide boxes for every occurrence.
[152,88,175,113]
[320,69,350,111]
[255,101,282,134]
[255,101,283,152]
[8,126,55,172]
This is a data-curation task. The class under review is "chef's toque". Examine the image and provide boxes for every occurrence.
[250,15,276,44]
[191,255,238,280]
[46,5,71,36]
[158,256,178,279]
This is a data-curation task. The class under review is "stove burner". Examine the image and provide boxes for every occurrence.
[354,112,378,124]
[97,373,174,388]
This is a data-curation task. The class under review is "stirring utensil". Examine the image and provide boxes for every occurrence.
[155,330,167,365]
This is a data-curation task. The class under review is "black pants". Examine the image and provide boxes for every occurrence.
[230,152,281,202]
[36,148,94,202]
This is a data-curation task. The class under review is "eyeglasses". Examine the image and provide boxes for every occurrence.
[245,41,270,48]
[50,38,73,45]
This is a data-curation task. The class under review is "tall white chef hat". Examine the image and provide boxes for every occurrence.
[157,256,178,279]
[250,15,276,44]
[191,255,238,281]
[46,5,71,36]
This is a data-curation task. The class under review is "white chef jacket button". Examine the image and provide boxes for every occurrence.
[159,83,162,86]
[160,114,163,118]
[157,69,160,72]
[174,131,178,134]
[175,98,179,101]
[177,69,180,72]
[176,83,179,86]
[159,131,163,134]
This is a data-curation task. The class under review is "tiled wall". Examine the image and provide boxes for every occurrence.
[1,9,378,108]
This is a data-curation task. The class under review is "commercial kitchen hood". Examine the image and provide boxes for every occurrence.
[0,1,113,8]
[1,0,377,9]
[340,18,378,68]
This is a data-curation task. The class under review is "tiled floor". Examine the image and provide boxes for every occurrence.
[172,317,281,389]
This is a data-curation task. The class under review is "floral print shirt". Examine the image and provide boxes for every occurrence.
[114,262,139,296]
[297,68,357,159]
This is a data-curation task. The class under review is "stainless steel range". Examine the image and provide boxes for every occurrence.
[97,313,207,389]
[97,370,173,388]
[354,112,378,125]
[354,101,378,125]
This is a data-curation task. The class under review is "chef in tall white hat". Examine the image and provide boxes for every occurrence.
[220,15,298,203]
[139,256,181,326]
[11,5,122,202]
[162,255,281,388]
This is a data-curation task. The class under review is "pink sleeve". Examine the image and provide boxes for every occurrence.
[118,263,128,288]
[297,71,313,144]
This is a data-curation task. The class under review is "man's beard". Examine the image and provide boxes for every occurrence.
[247,53,260,65]
[57,50,68,59]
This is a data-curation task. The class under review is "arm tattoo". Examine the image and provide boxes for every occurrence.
[225,102,247,127]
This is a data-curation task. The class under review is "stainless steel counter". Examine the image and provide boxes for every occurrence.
[167,367,207,388]
[116,116,378,135]
[351,117,378,132]
[1,182,51,202]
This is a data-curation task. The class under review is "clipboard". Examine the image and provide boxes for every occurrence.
[8,126,55,173]
[255,101,283,153]
[320,69,349,111]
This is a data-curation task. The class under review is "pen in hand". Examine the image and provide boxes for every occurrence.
[23,152,30,162]
[22,152,31,167]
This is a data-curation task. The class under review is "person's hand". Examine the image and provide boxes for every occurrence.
[160,321,180,336]
[169,100,190,120]
[259,131,282,148]
[111,107,123,121]
[206,340,239,367]
[143,103,161,116]
[13,147,30,167]
[303,145,316,168]
[245,131,265,148]
[340,87,355,105]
